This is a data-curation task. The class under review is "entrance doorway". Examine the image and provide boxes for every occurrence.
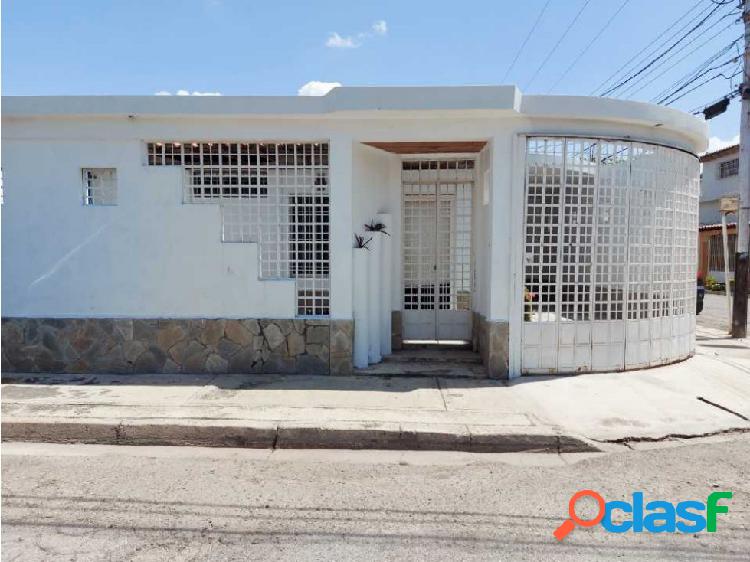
[401,158,473,341]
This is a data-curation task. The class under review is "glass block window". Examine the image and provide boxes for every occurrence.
[82,168,117,206]
[719,158,739,179]
[147,141,330,317]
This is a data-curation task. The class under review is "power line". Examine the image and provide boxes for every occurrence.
[524,0,591,90]
[619,18,741,99]
[664,69,742,106]
[546,0,630,94]
[658,60,740,104]
[502,0,552,83]
[590,0,706,95]
[649,36,742,102]
[689,89,740,114]
[600,1,727,96]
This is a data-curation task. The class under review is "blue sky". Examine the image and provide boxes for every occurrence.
[2,0,743,149]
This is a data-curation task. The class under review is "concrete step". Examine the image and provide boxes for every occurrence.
[384,349,482,364]
[354,360,487,378]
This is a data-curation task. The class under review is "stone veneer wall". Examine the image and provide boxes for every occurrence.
[1,318,353,376]
[473,312,509,379]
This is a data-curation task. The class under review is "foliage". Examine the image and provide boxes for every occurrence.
[364,221,390,236]
[353,234,372,249]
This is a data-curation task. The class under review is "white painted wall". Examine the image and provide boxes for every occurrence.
[2,90,706,322]
[351,143,401,311]
[699,154,740,225]
[473,144,492,318]
[1,139,296,318]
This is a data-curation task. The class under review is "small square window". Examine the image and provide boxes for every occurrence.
[82,168,117,205]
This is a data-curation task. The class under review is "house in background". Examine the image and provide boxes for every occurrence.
[699,144,740,225]
[698,223,736,284]
[698,144,739,283]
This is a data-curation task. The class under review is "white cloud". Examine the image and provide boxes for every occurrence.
[154,90,222,96]
[707,134,740,153]
[326,20,387,48]
[372,20,387,35]
[326,32,359,49]
[298,81,341,96]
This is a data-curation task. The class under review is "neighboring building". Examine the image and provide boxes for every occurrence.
[1,86,706,377]
[699,144,739,225]
[698,223,737,284]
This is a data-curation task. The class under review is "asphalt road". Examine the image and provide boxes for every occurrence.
[698,293,750,333]
[2,438,749,561]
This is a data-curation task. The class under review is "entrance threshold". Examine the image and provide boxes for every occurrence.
[401,339,473,351]
[402,339,470,346]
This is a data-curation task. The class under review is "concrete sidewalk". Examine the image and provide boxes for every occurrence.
[3,325,749,453]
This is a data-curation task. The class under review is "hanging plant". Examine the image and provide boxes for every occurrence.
[364,220,390,236]
[354,234,372,249]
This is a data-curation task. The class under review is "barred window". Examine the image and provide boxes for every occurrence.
[147,141,330,317]
[719,158,739,179]
[82,168,117,206]
[709,233,736,271]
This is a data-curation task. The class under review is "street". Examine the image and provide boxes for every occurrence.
[2,438,749,561]
[698,293,750,333]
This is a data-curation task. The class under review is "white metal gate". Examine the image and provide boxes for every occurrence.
[402,159,473,341]
[522,137,698,374]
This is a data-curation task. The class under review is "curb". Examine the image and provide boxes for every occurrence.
[1,420,601,454]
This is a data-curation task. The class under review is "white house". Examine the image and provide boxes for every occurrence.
[699,144,740,226]
[697,144,740,284]
[1,86,707,378]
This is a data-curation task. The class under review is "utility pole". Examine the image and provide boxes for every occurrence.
[731,0,750,338]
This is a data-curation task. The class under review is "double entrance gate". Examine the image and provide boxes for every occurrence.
[401,159,473,341]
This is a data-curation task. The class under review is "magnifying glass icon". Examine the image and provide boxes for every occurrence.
[553,489,606,541]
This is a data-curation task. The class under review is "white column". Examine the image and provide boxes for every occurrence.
[328,135,354,320]
[376,213,393,356]
[368,232,382,363]
[352,247,370,368]
[490,134,514,322]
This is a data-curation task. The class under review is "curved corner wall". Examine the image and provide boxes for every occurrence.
[521,136,699,374]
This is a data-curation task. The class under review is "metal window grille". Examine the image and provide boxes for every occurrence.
[522,137,699,373]
[708,234,736,271]
[147,141,330,317]
[402,159,473,312]
[81,168,117,206]
[719,158,739,178]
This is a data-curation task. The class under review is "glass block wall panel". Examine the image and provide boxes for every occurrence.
[82,168,117,206]
[522,137,699,373]
[147,141,329,317]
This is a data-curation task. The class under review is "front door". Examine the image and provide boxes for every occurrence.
[402,159,473,341]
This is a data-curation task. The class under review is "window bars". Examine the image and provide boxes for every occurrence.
[401,159,473,312]
[147,141,330,317]
[82,168,117,206]
[719,158,739,179]
[709,233,736,271]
